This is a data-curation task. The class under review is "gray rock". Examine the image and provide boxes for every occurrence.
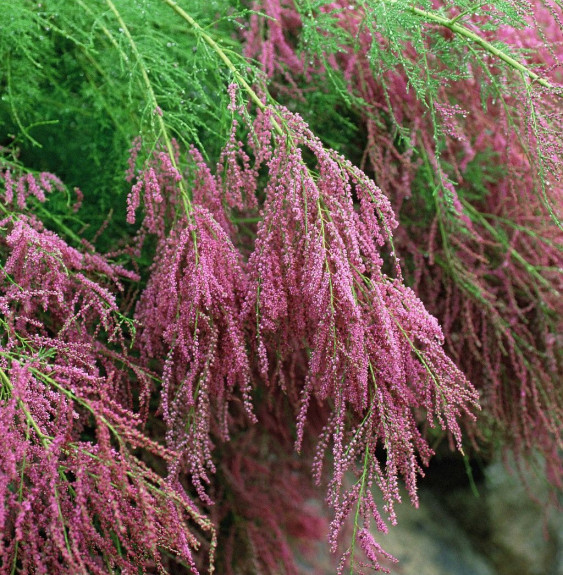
[483,457,563,575]
[375,488,496,575]
[295,454,562,574]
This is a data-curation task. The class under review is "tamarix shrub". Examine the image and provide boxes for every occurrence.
[0,1,560,573]
[0,168,214,573]
[244,0,563,484]
[126,95,478,571]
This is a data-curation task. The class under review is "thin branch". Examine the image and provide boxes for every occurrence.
[103,0,194,214]
[162,0,284,137]
[410,5,558,93]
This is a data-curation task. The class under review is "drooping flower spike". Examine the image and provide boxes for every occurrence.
[244,0,563,483]
[0,169,214,574]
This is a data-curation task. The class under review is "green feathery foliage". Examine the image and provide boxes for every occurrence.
[1,0,260,249]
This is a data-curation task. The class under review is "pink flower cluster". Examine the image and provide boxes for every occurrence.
[243,0,563,494]
[128,100,479,571]
[0,170,213,573]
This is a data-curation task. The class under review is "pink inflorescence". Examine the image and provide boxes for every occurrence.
[0,169,213,574]
[136,205,255,504]
[244,0,563,499]
[1,169,65,208]
[129,99,479,571]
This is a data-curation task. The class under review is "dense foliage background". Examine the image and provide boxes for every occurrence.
[0,1,561,573]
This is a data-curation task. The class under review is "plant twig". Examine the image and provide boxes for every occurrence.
[103,0,194,215]
[410,5,557,92]
[162,0,284,137]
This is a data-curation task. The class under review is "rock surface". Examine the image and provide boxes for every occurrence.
[374,488,496,575]
[297,454,562,574]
